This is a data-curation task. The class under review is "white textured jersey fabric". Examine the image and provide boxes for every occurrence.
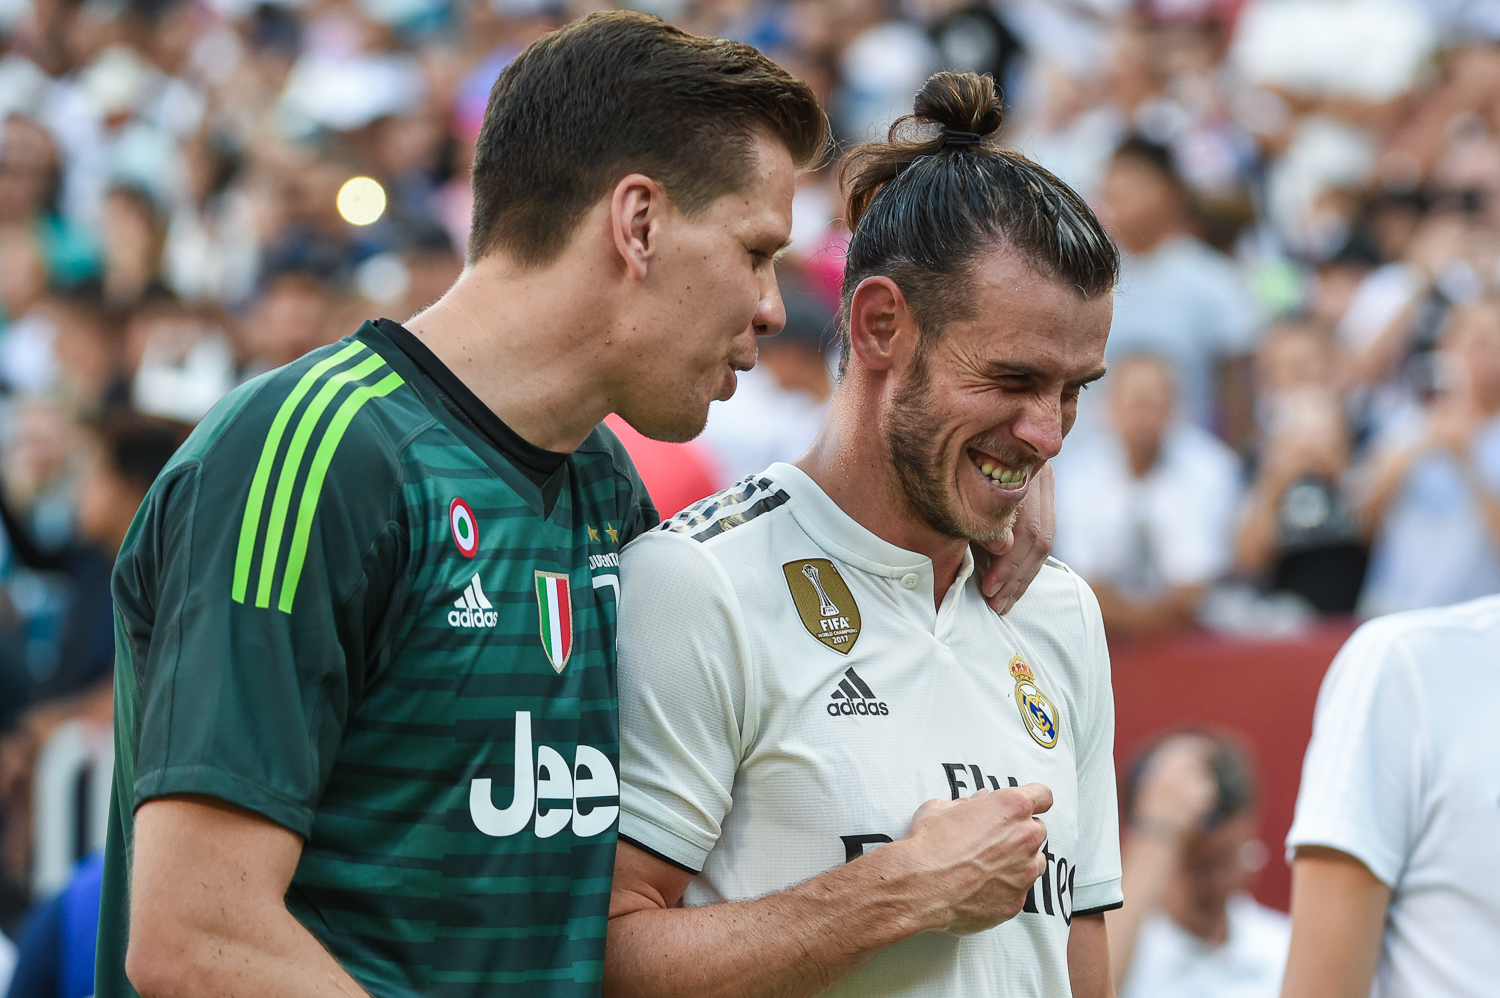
[1286,594,1500,998]
[617,462,1123,998]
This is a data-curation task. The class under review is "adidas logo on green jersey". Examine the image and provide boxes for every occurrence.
[449,573,498,628]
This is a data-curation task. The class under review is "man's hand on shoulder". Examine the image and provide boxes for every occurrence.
[974,462,1056,615]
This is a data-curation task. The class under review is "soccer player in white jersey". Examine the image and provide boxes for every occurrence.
[1279,593,1500,998]
[604,73,1122,998]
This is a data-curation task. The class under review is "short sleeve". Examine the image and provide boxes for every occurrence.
[1068,575,1124,915]
[1284,619,1423,887]
[113,405,406,838]
[616,531,749,873]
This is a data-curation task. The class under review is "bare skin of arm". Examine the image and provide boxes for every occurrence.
[127,795,370,998]
[1216,356,1256,456]
[1235,458,1300,575]
[604,785,1052,998]
[1280,846,1391,998]
[1090,581,1206,637]
[1358,444,1423,539]
[1067,914,1116,998]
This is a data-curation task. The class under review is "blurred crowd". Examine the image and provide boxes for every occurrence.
[3,0,1500,989]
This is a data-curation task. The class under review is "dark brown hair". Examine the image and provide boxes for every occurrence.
[838,72,1117,363]
[468,11,828,267]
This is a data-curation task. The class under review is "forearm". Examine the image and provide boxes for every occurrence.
[1093,583,1204,636]
[606,848,930,998]
[129,796,371,998]
[1358,446,1419,537]
[130,905,370,998]
[1234,480,1286,574]
[1106,833,1179,989]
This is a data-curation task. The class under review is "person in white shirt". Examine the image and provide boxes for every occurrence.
[1091,136,1263,442]
[1356,298,1500,617]
[1054,353,1242,635]
[1281,594,1500,998]
[1110,733,1290,998]
[605,72,1122,998]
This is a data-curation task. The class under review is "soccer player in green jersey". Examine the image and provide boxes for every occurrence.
[96,13,828,998]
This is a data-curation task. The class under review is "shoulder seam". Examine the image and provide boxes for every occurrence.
[230,343,409,614]
[657,476,791,542]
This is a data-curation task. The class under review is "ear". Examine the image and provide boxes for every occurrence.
[610,174,667,281]
[848,277,917,372]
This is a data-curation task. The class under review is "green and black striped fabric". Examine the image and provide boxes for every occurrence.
[97,321,656,997]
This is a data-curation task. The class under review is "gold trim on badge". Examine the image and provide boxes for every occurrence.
[1009,655,1059,749]
[783,558,862,655]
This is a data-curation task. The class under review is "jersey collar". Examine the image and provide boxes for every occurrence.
[766,462,976,594]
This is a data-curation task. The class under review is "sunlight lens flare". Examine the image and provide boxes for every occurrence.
[337,176,387,226]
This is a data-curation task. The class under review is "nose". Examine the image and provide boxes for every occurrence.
[1012,395,1066,461]
[753,273,786,338]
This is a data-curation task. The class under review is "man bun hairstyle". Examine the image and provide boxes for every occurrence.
[839,72,1118,364]
[469,11,829,267]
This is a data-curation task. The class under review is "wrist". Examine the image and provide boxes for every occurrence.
[846,838,949,939]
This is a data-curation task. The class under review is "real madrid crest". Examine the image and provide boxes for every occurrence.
[1009,655,1059,749]
[783,558,862,655]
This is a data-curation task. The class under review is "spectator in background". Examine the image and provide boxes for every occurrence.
[98,184,163,311]
[0,411,186,960]
[4,851,101,998]
[1055,354,1242,636]
[1235,324,1367,614]
[1094,136,1262,445]
[1357,297,1500,616]
[1110,732,1290,998]
[699,270,832,483]
[236,266,339,377]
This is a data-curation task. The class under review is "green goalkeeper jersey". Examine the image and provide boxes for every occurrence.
[96,319,657,997]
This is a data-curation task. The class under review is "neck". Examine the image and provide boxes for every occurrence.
[796,388,969,610]
[404,253,619,453]
[1125,438,1161,478]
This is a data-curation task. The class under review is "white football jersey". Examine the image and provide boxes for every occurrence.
[617,463,1122,998]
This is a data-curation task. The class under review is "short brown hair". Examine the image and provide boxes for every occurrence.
[468,11,828,267]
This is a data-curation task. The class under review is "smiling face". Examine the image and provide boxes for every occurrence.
[613,132,796,443]
[883,249,1112,543]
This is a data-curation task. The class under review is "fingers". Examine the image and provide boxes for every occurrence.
[979,467,1054,610]
[1018,781,1053,815]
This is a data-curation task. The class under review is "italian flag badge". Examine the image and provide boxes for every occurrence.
[535,571,573,673]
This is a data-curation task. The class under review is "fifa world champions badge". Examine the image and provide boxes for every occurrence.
[1009,654,1059,748]
[782,558,862,654]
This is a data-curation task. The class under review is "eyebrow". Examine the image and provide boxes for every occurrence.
[986,362,1109,386]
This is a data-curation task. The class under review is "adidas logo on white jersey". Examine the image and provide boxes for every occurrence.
[448,573,498,628]
[826,667,889,717]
